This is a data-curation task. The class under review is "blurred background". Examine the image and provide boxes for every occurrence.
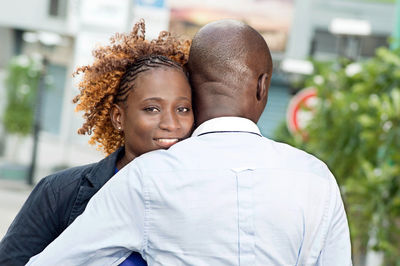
[0,0,399,265]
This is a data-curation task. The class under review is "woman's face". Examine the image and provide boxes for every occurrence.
[113,67,194,159]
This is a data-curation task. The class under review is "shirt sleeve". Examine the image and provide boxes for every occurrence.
[317,174,352,266]
[26,161,147,266]
[0,178,58,266]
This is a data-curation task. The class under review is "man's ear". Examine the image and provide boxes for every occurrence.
[257,72,269,102]
[110,104,124,131]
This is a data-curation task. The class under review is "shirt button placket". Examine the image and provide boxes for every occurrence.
[233,168,255,266]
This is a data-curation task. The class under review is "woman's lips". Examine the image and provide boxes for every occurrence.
[154,138,180,148]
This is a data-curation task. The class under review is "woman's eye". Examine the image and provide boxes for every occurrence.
[144,107,160,113]
[177,107,190,112]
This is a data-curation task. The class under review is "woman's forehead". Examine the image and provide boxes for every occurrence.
[127,67,191,99]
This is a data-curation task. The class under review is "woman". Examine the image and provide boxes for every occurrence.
[0,20,193,266]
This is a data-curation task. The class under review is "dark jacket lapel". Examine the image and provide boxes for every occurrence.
[67,147,124,225]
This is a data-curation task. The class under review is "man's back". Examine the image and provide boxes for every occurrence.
[133,117,351,265]
[27,117,351,265]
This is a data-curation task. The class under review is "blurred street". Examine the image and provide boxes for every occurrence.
[0,180,31,239]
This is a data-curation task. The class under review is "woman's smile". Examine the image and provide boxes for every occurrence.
[153,138,181,148]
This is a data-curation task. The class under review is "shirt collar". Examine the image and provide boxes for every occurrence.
[191,117,262,137]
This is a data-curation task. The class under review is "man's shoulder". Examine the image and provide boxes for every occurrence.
[263,137,332,179]
[262,137,315,161]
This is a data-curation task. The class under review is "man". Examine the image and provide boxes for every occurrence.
[28,19,352,265]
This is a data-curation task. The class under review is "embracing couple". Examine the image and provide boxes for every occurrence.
[0,19,352,265]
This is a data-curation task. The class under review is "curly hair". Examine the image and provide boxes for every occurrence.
[73,20,191,155]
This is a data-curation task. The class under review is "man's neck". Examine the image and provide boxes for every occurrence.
[194,107,256,128]
[192,84,258,127]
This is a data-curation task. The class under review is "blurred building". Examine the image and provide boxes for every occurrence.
[0,0,170,182]
[286,0,394,60]
[0,0,87,182]
[0,0,396,183]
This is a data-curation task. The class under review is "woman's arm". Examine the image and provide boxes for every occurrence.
[26,162,146,265]
[0,178,59,265]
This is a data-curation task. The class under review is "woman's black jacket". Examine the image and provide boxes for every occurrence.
[0,148,124,265]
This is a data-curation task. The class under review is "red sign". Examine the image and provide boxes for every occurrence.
[286,87,318,135]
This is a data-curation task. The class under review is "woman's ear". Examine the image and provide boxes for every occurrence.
[110,104,124,132]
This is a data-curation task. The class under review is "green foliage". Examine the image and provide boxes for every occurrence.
[353,0,395,3]
[3,55,42,135]
[276,47,400,265]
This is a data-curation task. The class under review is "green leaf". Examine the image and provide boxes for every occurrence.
[2,55,42,136]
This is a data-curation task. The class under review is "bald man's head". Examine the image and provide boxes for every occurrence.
[187,19,273,125]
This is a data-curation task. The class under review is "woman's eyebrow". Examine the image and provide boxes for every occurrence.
[142,97,191,102]
[143,97,162,102]
[176,96,191,101]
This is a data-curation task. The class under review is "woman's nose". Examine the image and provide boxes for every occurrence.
[159,111,180,131]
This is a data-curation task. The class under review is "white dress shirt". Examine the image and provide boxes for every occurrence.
[28,117,352,266]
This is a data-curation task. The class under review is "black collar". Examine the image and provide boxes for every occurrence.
[84,146,125,189]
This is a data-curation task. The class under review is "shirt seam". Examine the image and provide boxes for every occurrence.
[141,171,150,258]
[46,178,59,216]
[318,173,334,260]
